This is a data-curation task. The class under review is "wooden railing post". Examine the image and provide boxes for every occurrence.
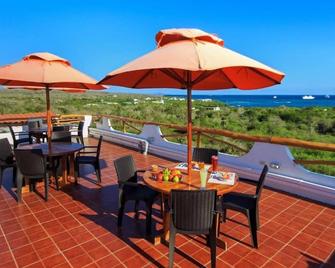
[122,120,126,133]
[196,131,201,148]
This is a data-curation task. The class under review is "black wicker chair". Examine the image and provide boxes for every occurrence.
[169,189,217,268]
[114,155,159,236]
[53,125,70,132]
[27,120,40,130]
[0,138,17,188]
[14,148,49,202]
[75,136,103,183]
[9,126,31,148]
[51,130,72,143]
[218,165,268,248]
[71,121,84,145]
[192,148,218,164]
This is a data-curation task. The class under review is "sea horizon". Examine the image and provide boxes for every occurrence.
[165,94,335,107]
[104,90,335,107]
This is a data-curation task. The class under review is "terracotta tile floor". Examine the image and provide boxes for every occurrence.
[0,138,334,268]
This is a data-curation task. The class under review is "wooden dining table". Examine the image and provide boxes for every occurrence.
[143,164,239,247]
[18,142,84,184]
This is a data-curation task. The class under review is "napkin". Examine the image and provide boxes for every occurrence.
[175,162,211,170]
[208,171,236,185]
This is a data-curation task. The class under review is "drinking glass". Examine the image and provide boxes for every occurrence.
[200,168,207,189]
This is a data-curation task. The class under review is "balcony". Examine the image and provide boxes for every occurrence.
[0,137,334,268]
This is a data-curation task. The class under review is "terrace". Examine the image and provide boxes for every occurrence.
[0,137,334,268]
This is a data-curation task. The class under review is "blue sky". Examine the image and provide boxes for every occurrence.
[0,0,334,95]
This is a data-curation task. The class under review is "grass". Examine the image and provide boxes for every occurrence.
[1,89,334,176]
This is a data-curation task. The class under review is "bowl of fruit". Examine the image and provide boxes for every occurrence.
[157,168,182,183]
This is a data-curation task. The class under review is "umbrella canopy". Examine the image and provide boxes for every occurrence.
[99,28,285,176]
[0,52,105,140]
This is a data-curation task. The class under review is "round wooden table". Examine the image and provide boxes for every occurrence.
[143,165,239,246]
[18,142,84,184]
[143,169,239,195]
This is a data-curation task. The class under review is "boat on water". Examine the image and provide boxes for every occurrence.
[325,95,330,98]
[273,96,277,99]
[302,95,315,100]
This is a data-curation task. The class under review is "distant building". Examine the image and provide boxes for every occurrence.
[205,106,221,111]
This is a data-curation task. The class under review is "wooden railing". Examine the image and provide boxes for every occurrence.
[1,113,334,169]
[93,114,335,168]
[53,114,85,126]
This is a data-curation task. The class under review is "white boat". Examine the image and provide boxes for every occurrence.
[273,96,277,99]
[302,95,315,100]
[325,95,330,99]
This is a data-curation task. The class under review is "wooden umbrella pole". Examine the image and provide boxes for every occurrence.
[46,85,52,146]
[187,87,192,178]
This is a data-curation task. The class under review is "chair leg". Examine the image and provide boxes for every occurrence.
[134,200,139,219]
[256,205,260,230]
[0,168,3,188]
[16,172,23,203]
[222,208,227,222]
[247,210,258,248]
[117,200,125,228]
[217,213,221,237]
[12,167,17,188]
[145,201,153,236]
[74,162,79,184]
[44,175,49,201]
[209,227,217,268]
[160,193,164,218]
[80,136,84,145]
[168,226,176,268]
[95,164,101,183]
[52,160,59,191]
[32,182,37,192]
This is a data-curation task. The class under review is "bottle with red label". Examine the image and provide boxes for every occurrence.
[211,155,218,171]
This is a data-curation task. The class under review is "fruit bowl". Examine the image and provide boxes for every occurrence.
[158,168,182,183]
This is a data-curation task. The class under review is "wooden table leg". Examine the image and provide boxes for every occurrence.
[215,213,227,250]
[161,196,170,243]
[68,153,75,181]
[61,156,68,184]
[150,194,170,245]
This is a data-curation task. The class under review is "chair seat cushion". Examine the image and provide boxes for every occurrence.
[123,184,159,202]
[76,156,96,164]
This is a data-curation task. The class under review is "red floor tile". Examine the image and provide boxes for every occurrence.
[0,138,333,268]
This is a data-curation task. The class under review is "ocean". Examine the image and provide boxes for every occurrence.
[166,95,335,108]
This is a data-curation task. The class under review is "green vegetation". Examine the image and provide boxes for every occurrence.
[1,89,334,176]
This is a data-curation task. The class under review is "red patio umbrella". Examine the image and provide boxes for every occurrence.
[99,28,285,176]
[0,52,105,141]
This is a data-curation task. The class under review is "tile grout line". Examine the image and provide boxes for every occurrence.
[223,195,312,267]
[20,196,74,268]
[0,224,19,268]
[266,206,327,268]
[49,185,127,267]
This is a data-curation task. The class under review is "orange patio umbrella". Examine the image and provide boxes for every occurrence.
[99,28,285,176]
[0,52,105,141]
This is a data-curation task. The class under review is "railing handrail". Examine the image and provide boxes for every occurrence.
[94,114,335,153]
[1,112,334,153]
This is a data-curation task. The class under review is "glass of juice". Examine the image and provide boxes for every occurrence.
[200,168,207,189]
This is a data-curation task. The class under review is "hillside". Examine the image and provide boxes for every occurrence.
[1,89,334,175]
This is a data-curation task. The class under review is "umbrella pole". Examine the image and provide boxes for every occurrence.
[46,86,52,146]
[187,87,192,178]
